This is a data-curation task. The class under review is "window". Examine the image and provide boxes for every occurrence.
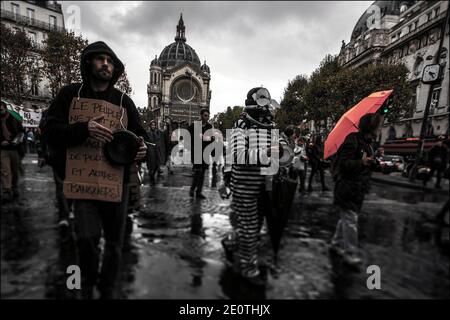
[420,34,428,48]
[49,15,57,29]
[28,31,37,43]
[434,6,440,18]
[431,87,441,112]
[31,81,39,96]
[11,3,20,16]
[27,8,35,22]
[402,46,409,57]
[427,11,432,22]
[404,124,413,138]
[388,127,397,140]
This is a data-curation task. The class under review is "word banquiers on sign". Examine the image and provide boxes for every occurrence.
[63,98,128,203]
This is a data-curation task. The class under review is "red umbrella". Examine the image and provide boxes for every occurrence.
[324,90,393,159]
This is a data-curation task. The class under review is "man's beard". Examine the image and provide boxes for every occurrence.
[92,68,112,82]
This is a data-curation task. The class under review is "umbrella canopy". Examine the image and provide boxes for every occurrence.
[324,90,393,160]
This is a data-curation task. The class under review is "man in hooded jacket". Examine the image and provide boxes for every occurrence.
[43,41,148,299]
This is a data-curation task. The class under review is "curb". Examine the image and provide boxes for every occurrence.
[371,176,449,195]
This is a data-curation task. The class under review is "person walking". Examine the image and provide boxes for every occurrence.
[38,109,73,236]
[222,87,277,286]
[26,128,36,153]
[42,41,148,299]
[293,134,308,193]
[306,134,329,192]
[330,113,382,268]
[146,120,162,185]
[423,135,448,189]
[1,101,25,202]
[188,108,212,199]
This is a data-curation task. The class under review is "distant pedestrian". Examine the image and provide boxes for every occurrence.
[146,120,162,185]
[330,113,382,268]
[306,134,329,192]
[188,108,212,199]
[423,135,449,189]
[1,101,25,202]
[293,134,308,193]
[26,128,36,153]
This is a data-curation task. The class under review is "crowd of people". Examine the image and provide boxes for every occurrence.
[1,40,449,298]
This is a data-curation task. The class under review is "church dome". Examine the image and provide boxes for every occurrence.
[201,61,210,74]
[350,1,406,41]
[150,55,161,67]
[158,14,201,68]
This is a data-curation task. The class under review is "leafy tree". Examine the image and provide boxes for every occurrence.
[0,24,41,104]
[277,74,308,130]
[41,30,88,97]
[116,69,133,95]
[279,54,412,133]
[212,106,244,135]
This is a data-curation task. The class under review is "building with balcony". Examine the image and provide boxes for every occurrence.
[338,1,449,146]
[1,0,65,110]
[148,14,211,128]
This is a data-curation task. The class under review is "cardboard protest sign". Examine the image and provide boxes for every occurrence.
[63,98,128,202]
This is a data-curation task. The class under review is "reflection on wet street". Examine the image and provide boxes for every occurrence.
[1,155,449,299]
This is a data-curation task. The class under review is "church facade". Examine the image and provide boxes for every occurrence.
[147,15,211,128]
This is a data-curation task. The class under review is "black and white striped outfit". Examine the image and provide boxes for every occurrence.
[229,118,272,277]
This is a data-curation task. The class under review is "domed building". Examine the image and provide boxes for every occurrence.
[148,14,211,126]
[338,1,449,150]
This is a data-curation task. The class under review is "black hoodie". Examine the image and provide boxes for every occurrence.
[42,41,148,180]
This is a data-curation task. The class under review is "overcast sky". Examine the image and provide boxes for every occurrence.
[61,1,372,116]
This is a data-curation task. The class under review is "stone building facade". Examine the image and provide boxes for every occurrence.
[147,14,211,127]
[338,1,449,144]
[1,0,65,110]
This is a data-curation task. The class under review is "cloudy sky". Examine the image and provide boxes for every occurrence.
[61,1,372,116]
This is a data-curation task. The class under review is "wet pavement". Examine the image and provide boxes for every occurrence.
[1,154,449,299]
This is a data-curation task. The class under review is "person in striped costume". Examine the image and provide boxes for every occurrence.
[222,87,279,286]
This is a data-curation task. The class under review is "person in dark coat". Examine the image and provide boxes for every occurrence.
[188,108,213,199]
[330,113,383,268]
[42,41,148,299]
[306,134,329,192]
[1,101,25,201]
[423,135,449,189]
[146,120,162,185]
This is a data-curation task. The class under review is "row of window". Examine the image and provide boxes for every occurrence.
[10,2,58,26]
[1,80,40,96]
[385,29,440,64]
[390,6,441,43]
[12,26,40,43]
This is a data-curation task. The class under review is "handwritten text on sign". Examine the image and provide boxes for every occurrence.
[63,98,128,202]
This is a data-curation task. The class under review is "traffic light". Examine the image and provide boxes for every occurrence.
[379,96,393,115]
